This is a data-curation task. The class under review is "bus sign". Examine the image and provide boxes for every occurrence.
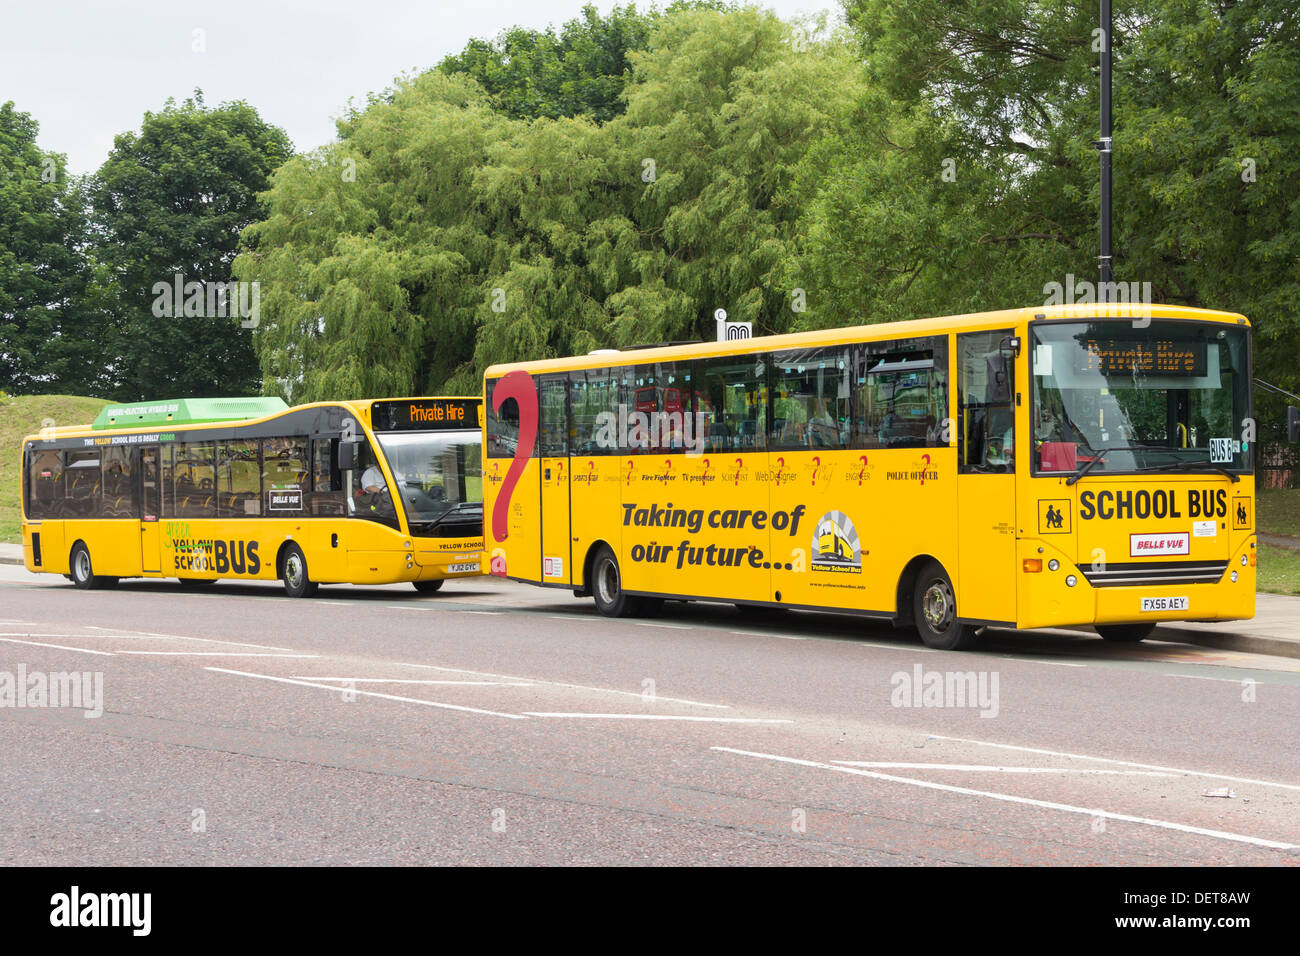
[371,399,478,432]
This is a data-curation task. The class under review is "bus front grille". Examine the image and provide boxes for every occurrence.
[1081,560,1229,588]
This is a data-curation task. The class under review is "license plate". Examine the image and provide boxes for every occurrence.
[1141,596,1188,612]
[447,562,479,574]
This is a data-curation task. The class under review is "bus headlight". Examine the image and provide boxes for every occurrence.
[1065,575,1077,587]
[1231,571,1238,583]
[1048,559,1059,571]
[1240,554,1248,566]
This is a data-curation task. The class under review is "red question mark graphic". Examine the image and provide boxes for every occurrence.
[920,453,931,486]
[734,457,743,486]
[586,460,595,483]
[775,456,785,487]
[626,459,634,485]
[490,370,538,543]
[664,459,672,480]
[701,458,710,481]
[858,454,868,485]
[811,455,820,486]
[555,461,564,485]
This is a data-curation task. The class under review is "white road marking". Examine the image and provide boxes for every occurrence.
[715,747,1297,851]
[458,610,502,615]
[0,638,114,656]
[385,605,431,611]
[832,762,1178,777]
[83,628,300,651]
[119,651,319,658]
[927,735,1300,793]
[0,639,115,655]
[203,668,527,719]
[1160,673,1254,683]
[526,713,791,723]
[395,661,730,709]
[999,657,1086,668]
[288,677,533,686]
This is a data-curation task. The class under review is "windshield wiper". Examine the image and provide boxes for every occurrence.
[1064,447,1127,486]
[1137,459,1241,482]
[410,500,481,531]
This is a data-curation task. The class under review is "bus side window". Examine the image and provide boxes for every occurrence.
[26,447,64,519]
[958,330,1016,472]
[310,439,347,516]
[698,354,767,452]
[570,367,614,455]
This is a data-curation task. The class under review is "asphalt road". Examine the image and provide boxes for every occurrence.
[1,564,1297,866]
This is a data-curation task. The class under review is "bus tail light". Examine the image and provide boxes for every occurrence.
[1249,553,1256,567]
[1023,559,1042,573]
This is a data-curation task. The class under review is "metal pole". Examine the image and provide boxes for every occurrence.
[1099,0,1113,285]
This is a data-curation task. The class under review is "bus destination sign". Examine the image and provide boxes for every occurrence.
[371,399,479,432]
[1076,338,1207,377]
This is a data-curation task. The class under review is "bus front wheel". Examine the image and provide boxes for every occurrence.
[69,543,117,590]
[913,561,979,651]
[413,579,444,594]
[280,544,318,598]
[1096,623,1156,643]
[591,545,641,618]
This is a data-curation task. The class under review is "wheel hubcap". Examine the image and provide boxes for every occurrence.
[597,559,618,605]
[76,552,89,581]
[922,580,954,632]
[286,555,303,588]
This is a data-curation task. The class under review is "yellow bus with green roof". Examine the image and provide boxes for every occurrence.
[19,395,485,596]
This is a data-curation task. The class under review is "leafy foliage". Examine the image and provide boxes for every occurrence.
[90,93,292,401]
[0,103,111,396]
[241,7,860,401]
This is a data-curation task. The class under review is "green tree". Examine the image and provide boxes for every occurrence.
[241,6,859,400]
[438,3,724,123]
[90,93,292,401]
[0,103,111,396]
[787,0,1300,386]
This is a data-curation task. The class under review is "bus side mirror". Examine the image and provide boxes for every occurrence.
[1288,405,1299,443]
[987,353,1011,404]
[338,441,357,471]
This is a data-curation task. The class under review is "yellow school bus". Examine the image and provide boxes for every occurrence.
[482,303,1255,649]
[20,396,485,597]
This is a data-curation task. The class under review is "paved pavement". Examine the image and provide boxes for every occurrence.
[3,540,1296,660]
[2,567,1298,866]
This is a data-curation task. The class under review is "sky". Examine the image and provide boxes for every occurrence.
[3,0,836,174]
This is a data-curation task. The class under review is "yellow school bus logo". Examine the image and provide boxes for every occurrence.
[1038,499,1071,534]
[810,511,861,573]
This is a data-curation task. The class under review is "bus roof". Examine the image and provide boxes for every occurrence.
[92,397,289,430]
[484,303,1249,378]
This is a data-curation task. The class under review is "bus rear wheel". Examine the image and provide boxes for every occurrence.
[280,544,318,598]
[591,545,641,618]
[413,579,444,594]
[1096,623,1156,643]
[913,560,979,650]
[69,543,117,590]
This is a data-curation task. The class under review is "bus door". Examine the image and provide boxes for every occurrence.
[538,375,572,585]
[139,445,162,573]
[486,375,542,581]
[955,330,1018,624]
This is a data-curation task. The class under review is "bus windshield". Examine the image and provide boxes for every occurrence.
[1030,320,1250,475]
[374,429,483,536]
